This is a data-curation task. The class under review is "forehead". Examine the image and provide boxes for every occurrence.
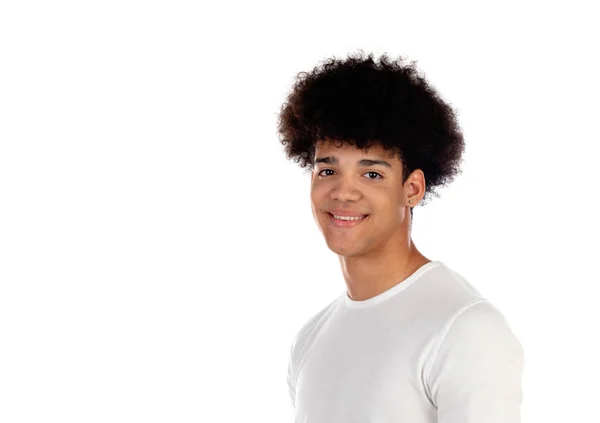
[315,139,396,159]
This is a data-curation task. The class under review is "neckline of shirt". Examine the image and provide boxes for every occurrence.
[342,260,444,309]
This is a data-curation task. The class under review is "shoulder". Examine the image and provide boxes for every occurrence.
[426,300,525,388]
[424,300,525,413]
[289,294,343,356]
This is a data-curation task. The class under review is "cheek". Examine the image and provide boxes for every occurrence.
[363,235,376,245]
[309,191,319,208]
[310,185,326,203]
[309,191,324,215]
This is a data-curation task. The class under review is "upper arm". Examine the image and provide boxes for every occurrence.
[426,301,525,423]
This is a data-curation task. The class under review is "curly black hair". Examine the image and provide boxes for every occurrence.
[276,50,465,208]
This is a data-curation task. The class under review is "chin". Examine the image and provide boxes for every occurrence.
[325,240,362,257]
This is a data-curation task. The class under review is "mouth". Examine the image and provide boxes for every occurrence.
[327,212,369,228]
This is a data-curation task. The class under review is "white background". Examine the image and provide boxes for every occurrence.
[1,1,598,422]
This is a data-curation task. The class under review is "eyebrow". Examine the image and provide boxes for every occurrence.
[314,156,392,168]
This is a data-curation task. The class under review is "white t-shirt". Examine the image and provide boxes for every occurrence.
[287,260,524,423]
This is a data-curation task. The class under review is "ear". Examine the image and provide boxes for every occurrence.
[405,169,426,203]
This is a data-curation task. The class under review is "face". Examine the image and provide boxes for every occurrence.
[310,140,418,258]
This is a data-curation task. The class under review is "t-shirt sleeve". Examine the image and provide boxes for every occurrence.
[287,335,297,410]
[425,300,525,423]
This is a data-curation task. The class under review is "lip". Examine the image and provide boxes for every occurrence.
[328,209,369,217]
[327,212,369,228]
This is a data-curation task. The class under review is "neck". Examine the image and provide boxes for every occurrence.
[340,237,431,302]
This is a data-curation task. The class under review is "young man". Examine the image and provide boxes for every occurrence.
[277,52,525,423]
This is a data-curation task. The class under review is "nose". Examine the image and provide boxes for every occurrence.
[330,176,361,202]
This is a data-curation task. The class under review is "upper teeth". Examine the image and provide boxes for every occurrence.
[333,214,365,221]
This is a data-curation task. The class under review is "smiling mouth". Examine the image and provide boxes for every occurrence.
[327,212,369,227]
[328,212,368,220]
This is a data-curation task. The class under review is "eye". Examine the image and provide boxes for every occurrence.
[316,169,382,179]
[365,171,382,179]
[317,169,335,177]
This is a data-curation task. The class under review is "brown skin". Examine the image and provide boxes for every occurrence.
[310,140,432,301]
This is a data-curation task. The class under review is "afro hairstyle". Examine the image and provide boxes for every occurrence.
[276,51,466,210]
